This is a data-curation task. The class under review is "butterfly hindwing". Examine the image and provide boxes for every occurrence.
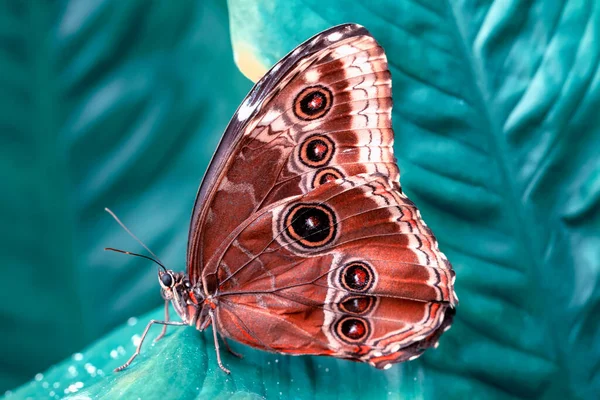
[216,291,453,368]
[211,174,454,367]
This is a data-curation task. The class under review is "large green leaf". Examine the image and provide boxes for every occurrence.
[225,0,600,398]
[7,0,600,399]
[9,307,432,399]
[0,0,250,392]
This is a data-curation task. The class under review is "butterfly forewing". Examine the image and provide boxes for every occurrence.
[187,24,397,281]
[186,23,456,369]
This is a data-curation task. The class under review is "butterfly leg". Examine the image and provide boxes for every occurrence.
[209,310,230,374]
[222,337,243,359]
[114,319,186,372]
[154,300,170,342]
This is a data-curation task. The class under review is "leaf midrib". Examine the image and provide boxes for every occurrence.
[444,0,559,377]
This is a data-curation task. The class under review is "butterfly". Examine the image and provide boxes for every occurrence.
[112,23,457,374]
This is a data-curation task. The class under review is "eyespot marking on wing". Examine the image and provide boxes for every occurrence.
[340,261,375,293]
[335,316,371,343]
[313,167,344,188]
[339,295,376,315]
[293,85,333,121]
[299,134,335,167]
[284,203,337,248]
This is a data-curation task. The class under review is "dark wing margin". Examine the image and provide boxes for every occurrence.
[186,23,372,276]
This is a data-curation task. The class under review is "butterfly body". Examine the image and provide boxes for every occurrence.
[117,23,456,374]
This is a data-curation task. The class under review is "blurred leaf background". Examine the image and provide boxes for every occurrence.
[2,0,600,399]
[0,0,251,393]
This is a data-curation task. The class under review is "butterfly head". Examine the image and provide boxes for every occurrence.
[157,269,205,326]
[158,270,187,298]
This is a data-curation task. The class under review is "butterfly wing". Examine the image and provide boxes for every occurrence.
[188,23,457,367]
[187,24,396,286]
[213,174,455,368]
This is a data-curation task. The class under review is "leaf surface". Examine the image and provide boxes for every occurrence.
[225,0,600,398]
[0,0,250,391]
[7,1,600,399]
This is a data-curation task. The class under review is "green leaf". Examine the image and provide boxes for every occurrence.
[0,0,250,391]
[7,1,600,399]
[223,0,600,399]
[10,306,435,399]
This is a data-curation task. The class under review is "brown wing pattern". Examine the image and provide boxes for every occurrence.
[211,174,455,368]
[187,23,457,368]
[216,295,453,367]
[187,24,397,285]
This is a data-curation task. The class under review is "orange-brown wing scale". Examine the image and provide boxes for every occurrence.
[211,174,456,368]
[187,24,396,285]
[186,24,457,368]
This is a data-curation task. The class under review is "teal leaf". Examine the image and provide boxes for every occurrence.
[10,306,438,399]
[0,0,250,391]
[6,1,600,399]
[223,0,600,398]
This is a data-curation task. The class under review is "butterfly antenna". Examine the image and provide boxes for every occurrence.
[104,247,167,272]
[104,208,167,272]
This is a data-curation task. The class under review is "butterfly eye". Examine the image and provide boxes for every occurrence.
[160,273,174,288]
